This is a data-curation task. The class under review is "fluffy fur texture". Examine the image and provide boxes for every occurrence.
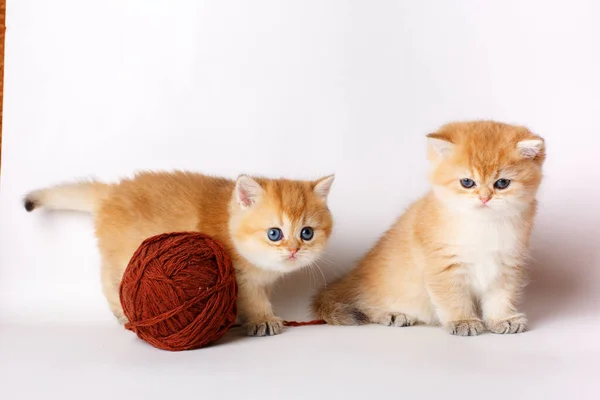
[25,171,335,337]
[313,121,546,336]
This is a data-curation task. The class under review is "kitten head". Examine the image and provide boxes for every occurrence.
[426,121,546,217]
[228,174,335,273]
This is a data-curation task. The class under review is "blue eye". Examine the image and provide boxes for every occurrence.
[300,227,314,241]
[267,228,283,242]
[494,179,511,189]
[460,178,476,189]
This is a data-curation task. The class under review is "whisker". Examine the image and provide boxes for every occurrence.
[315,254,337,266]
[316,257,336,266]
[304,257,328,290]
[310,262,323,288]
[304,262,314,288]
[310,264,319,289]
[313,263,328,289]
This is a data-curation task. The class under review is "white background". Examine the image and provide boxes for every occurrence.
[1,0,599,399]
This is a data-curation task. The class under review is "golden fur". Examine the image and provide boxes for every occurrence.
[25,171,335,336]
[313,121,546,336]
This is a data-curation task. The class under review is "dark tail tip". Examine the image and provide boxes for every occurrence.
[24,197,37,212]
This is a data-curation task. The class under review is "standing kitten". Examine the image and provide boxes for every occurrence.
[313,121,545,336]
[25,171,335,336]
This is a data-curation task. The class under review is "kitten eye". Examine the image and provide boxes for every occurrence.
[267,228,283,242]
[460,178,476,189]
[494,179,511,189]
[300,227,314,241]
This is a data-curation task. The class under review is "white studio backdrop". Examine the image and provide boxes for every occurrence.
[1,1,599,399]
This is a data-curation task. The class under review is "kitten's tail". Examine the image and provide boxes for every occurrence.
[312,277,370,326]
[23,179,111,214]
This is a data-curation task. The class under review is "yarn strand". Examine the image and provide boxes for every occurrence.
[230,319,326,330]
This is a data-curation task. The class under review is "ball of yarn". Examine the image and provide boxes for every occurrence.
[119,232,238,351]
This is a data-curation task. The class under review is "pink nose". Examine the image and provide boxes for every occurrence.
[289,248,299,256]
[479,196,491,204]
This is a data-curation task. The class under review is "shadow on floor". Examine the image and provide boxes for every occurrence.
[523,216,600,327]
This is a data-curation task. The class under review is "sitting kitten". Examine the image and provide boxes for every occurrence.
[313,121,545,336]
[25,171,335,336]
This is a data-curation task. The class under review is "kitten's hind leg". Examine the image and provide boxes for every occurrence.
[366,309,418,327]
[100,260,129,324]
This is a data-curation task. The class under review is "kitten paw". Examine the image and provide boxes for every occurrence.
[112,310,129,325]
[374,313,417,327]
[245,318,284,337]
[487,314,527,334]
[446,319,485,336]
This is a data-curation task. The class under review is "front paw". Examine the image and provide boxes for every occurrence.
[245,318,284,337]
[486,314,527,334]
[445,319,485,336]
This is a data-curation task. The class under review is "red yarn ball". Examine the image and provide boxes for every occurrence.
[119,232,238,351]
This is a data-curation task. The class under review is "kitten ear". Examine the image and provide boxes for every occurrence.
[517,139,544,159]
[426,135,454,160]
[313,174,335,200]
[235,175,264,208]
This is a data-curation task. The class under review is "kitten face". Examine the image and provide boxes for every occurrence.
[229,175,334,272]
[426,121,545,217]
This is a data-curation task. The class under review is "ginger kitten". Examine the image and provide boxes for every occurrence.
[25,171,335,336]
[313,121,545,336]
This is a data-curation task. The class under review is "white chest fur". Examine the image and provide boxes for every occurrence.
[449,215,524,294]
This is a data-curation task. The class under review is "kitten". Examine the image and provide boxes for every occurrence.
[24,170,335,336]
[313,121,545,336]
